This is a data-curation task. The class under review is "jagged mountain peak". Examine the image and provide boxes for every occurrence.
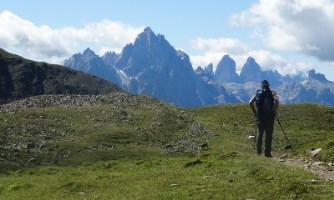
[204,63,215,80]
[176,50,189,60]
[195,63,215,80]
[135,27,157,45]
[82,48,97,57]
[103,50,118,56]
[222,54,232,60]
[102,51,119,59]
[241,57,261,73]
[143,26,154,34]
[215,55,238,83]
[133,27,171,50]
[101,51,119,66]
[246,56,256,63]
[216,55,236,70]
[240,57,262,83]
[64,48,122,87]
[115,27,184,76]
[307,69,330,83]
[206,63,214,73]
[195,66,204,73]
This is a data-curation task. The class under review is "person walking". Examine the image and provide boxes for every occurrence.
[249,80,279,157]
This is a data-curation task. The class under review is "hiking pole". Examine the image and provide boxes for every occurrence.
[276,116,292,150]
[253,116,257,150]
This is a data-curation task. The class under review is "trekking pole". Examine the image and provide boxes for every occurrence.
[276,116,292,150]
[253,116,257,150]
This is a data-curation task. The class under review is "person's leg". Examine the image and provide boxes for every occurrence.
[264,120,274,157]
[257,123,265,155]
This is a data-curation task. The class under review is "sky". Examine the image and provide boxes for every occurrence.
[0,0,334,81]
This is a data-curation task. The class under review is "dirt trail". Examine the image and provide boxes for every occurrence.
[275,155,334,182]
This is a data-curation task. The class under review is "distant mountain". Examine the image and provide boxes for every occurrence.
[195,63,215,83]
[65,27,238,107]
[277,70,334,105]
[198,55,334,106]
[115,27,224,107]
[307,69,331,83]
[214,55,290,86]
[215,55,239,83]
[0,48,121,104]
[64,27,334,107]
[101,51,119,66]
[64,48,122,87]
[240,57,263,83]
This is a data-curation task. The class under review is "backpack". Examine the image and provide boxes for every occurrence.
[255,89,274,115]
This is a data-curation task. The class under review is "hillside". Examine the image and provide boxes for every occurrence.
[0,98,333,199]
[0,48,121,104]
[0,93,212,171]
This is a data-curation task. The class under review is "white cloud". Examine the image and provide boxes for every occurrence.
[0,10,143,64]
[190,52,223,68]
[188,36,312,76]
[191,37,248,55]
[248,50,312,75]
[189,37,249,68]
[230,0,334,62]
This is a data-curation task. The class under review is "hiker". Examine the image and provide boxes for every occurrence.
[249,80,279,157]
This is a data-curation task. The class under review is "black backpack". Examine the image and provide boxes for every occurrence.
[255,89,274,115]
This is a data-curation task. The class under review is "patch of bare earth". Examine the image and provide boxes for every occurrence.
[275,155,334,182]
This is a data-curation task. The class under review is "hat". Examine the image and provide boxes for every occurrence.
[261,80,270,87]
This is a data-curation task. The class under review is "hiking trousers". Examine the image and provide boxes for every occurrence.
[256,116,274,156]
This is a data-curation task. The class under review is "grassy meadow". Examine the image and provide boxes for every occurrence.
[0,96,333,199]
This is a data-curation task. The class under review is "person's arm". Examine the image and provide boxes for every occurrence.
[249,95,256,115]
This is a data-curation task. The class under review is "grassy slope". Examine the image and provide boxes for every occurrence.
[0,93,211,169]
[0,101,333,199]
[191,103,334,162]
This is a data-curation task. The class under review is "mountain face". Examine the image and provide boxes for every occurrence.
[115,27,183,77]
[64,27,334,107]
[115,27,218,107]
[215,55,239,83]
[277,70,334,105]
[307,69,330,83]
[0,48,121,104]
[64,48,122,87]
[240,57,263,83]
[195,63,215,83]
[101,51,119,66]
[65,27,238,107]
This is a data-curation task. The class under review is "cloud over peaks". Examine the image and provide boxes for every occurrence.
[0,10,143,63]
[189,36,312,76]
[230,0,334,62]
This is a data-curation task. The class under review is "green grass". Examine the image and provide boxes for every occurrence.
[0,106,185,166]
[0,100,333,199]
[0,155,333,200]
[191,103,334,162]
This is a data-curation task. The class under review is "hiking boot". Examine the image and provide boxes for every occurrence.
[265,154,273,158]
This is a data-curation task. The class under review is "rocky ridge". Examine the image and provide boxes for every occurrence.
[0,48,121,105]
[0,92,155,112]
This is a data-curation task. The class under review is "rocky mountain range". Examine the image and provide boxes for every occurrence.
[0,48,121,104]
[65,27,238,107]
[63,27,334,107]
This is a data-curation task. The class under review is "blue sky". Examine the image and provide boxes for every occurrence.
[1,0,334,81]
